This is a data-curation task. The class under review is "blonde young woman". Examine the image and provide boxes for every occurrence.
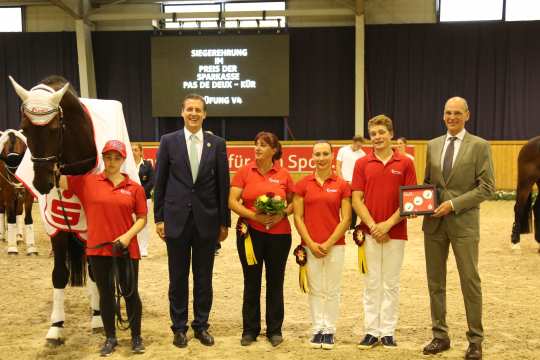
[293,141,351,349]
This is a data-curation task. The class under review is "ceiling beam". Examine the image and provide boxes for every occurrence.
[49,0,82,19]
[88,8,356,22]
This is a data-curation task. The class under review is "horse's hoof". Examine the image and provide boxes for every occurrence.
[46,338,65,347]
[27,252,39,256]
[7,251,18,256]
[511,243,521,251]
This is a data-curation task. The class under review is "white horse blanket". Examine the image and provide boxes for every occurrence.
[15,98,139,239]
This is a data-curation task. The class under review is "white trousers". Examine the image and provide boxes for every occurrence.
[137,199,152,256]
[306,245,345,335]
[363,234,405,337]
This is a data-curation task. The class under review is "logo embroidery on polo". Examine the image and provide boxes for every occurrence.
[326,188,338,193]
[119,189,131,196]
[391,169,402,175]
[268,178,280,184]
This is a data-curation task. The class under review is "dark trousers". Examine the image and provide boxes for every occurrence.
[166,213,216,333]
[237,227,291,338]
[350,211,358,230]
[89,256,142,339]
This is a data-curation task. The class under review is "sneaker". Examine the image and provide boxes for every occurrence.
[100,337,118,357]
[381,335,397,348]
[309,332,323,349]
[357,334,378,349]
[132,335,145,354]
[322,333,335,350]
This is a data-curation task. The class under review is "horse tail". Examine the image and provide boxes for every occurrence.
[66,233,86,287]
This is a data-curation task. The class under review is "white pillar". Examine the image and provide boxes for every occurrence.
[75,19,97,98]
[355,0,365,136]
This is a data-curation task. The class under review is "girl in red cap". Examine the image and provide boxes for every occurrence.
[58,139,147,356]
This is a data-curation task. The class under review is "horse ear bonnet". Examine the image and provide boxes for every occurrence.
[21,84,63,126]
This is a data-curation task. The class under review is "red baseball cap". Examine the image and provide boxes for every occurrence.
[102,140,126,158]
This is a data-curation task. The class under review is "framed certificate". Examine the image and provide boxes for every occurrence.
[399,185,437,216]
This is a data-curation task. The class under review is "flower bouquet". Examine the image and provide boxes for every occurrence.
[254,192,287,230]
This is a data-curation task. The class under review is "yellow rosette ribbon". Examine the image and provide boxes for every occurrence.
[236,218,257,265]
[353,225,368,274]
[293,245,309,293]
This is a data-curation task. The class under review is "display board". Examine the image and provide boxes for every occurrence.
[151,34,289,117]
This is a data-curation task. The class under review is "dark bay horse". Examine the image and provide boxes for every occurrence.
[9,76,102,345]
[511,136,540,251]
[0,129,36,255]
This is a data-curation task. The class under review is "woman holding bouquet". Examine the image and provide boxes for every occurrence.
[293,141,352,350]
[229,132,295,347]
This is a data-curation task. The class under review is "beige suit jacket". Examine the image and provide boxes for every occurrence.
[422,132,495,237]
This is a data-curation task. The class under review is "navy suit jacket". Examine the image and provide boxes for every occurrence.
[154,129,231,241]
[138,159,155,199]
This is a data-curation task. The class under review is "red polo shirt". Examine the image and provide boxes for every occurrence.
[67,173,147,259]
[295,174,351,245]
[231,161,295,234]
[351,150,417,240]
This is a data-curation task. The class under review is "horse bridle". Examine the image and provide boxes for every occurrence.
[22,103,96,173]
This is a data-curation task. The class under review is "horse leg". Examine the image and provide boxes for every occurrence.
[23,194,37,255]
[512,179,534,248]
[15,195,24,244]
[534,182,540,251]
[87,262,103,332]
[0,207,5,242]
[46,233,69,346]
[6,207,18,255]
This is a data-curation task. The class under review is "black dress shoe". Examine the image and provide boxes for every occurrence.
[423,338,451,355]
[173,331,188,348]
[465,343,482,360]
[194,329,215,346]
[240,334,256,346]
[268,334,283,347]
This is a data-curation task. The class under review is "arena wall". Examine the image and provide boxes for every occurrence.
[139,140,526,190]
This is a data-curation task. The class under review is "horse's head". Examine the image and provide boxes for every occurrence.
[9,76,69,194]
[0,130,27,173]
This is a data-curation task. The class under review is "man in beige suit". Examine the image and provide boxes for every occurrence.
[422,97,495,360]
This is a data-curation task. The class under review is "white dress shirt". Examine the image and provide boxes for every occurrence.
[440,128,466,169]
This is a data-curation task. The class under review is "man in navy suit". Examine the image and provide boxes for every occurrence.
[154,94,230,348]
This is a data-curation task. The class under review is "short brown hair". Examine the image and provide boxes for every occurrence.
[132,143,143,151]
[352,135,365,143]
[254,131,282,161]
[182,93,206,112]
[367,114,393,133]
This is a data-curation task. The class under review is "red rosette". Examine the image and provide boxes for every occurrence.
[352,224,365,247]
[266,191,276,198]
[236,217,249,240]
[293,244,307,266]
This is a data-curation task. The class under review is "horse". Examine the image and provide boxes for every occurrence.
[0,129,37,255]
[511,136,540,252]
[9,76,102,345]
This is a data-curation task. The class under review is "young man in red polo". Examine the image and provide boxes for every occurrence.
[351,115,417,349]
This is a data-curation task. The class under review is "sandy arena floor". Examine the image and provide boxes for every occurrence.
[0,201,539,359]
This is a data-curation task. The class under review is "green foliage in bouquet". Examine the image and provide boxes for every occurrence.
[254,192,287,215]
